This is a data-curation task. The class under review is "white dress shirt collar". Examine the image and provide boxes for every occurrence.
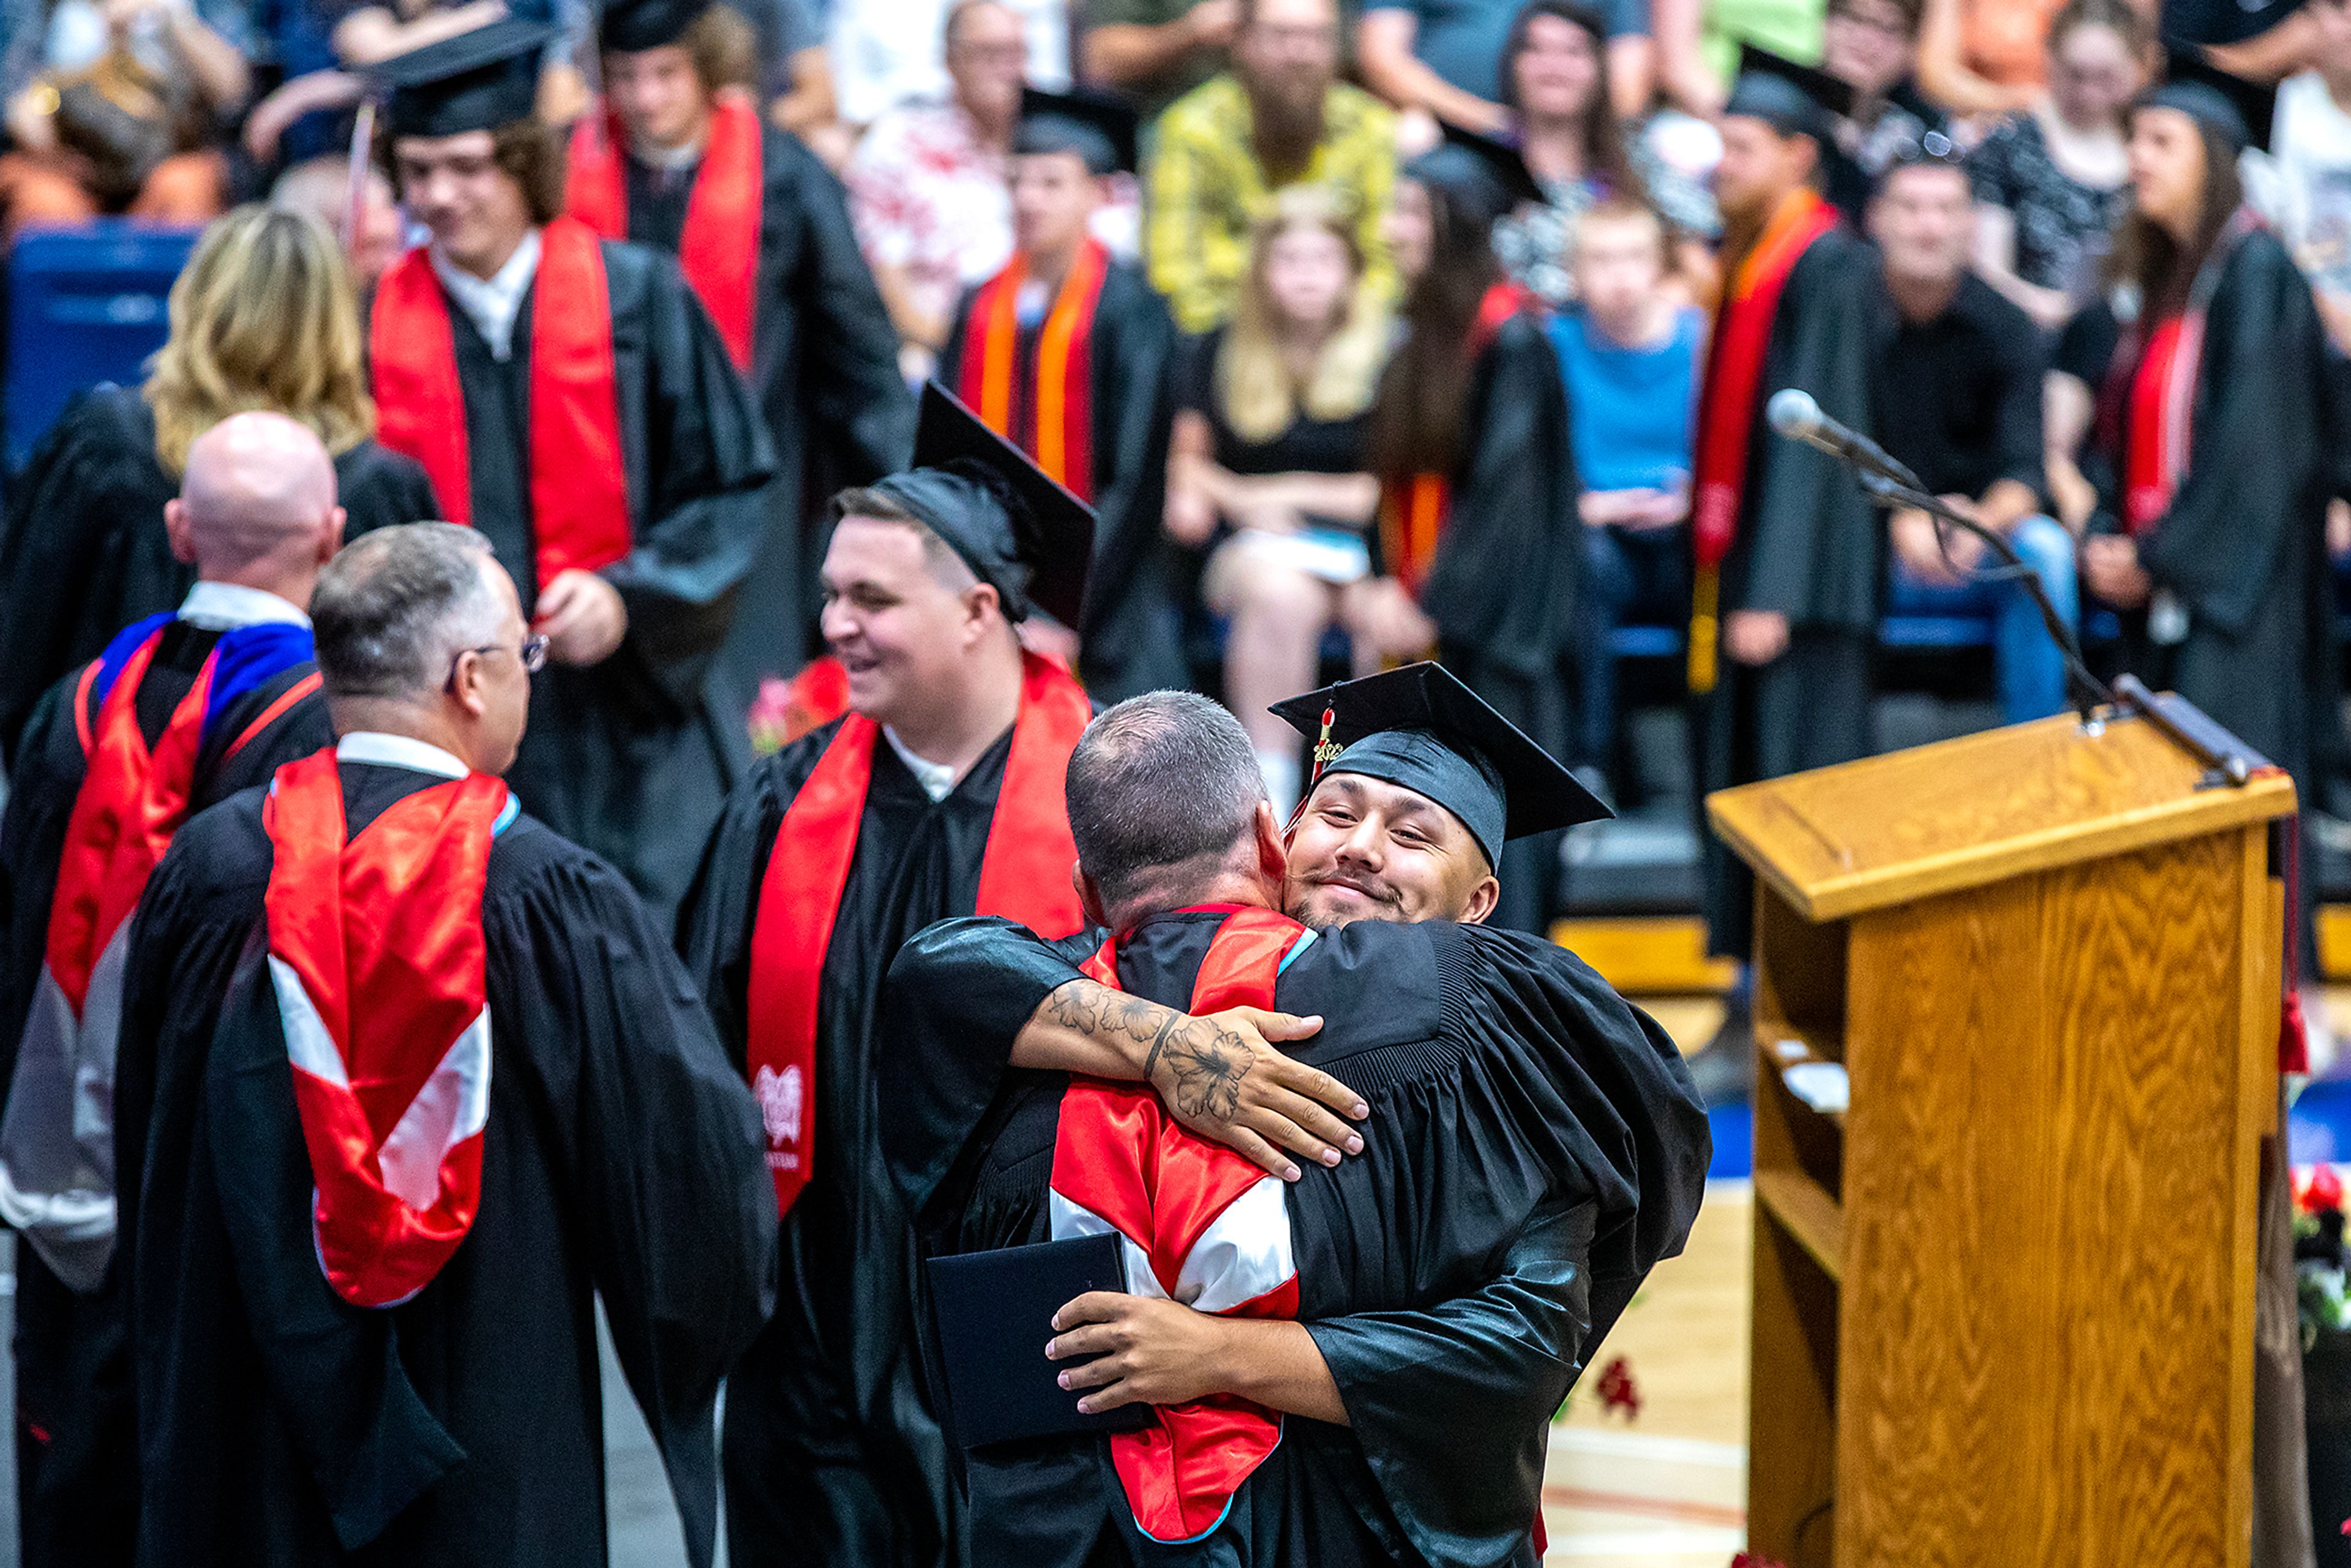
[883,727,958,803]
[429,227,542,362]
[336,732,471,781]
[177,581,311,631]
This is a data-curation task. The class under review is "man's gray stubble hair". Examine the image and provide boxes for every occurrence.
[1066,691,1270,913]
[310,522,504,699]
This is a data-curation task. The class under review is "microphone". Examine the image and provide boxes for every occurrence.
[1766,388,1921,490]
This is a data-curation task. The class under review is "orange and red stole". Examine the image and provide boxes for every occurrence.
[566,91,763,372]
[1376,280,1535,599]
[742,653,1091,1215]
[1051,907,1308,1544]
[1685,188,1839,694]
[956,236,1111,500]
[369,214,634,594]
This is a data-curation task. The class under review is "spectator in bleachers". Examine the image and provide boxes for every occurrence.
[1358,0,1654,128]
[1867,149,2074,722]
[1362,124,1579,930]
[0,204,439,759]
[1147,0,1397,332]
[1552,198,1697,787]
[269,152,403,284]
[2264,0,2351,352]
[2076,75,2341,802]
[1079,0,1237,121]
[1915,0,2057,115]
[1490,0,1652,306]
[830,0,1068,127]
[1815,0,1952,219]
[1968,0,2143,329]
[1166,184,1388,812]
[0,0,248,234]
[844,0,1024,366]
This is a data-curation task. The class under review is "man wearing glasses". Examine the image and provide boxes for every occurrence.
[111,522,776,1568]
[367,17,776,922]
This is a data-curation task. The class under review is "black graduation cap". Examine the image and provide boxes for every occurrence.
[1013,86,1139,177]
[1404,119,1545,231]
[2145,45,2278,154]
[2161,0,2302,47]
[600,0,707,53]
[376,18,555,138]
[1725,43,1856,142]
[1269,662,1611,871]
[862,383,1095,629]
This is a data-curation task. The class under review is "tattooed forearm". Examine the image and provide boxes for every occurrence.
[1156,1018,1251,1126]
[1042,980,1186,1053]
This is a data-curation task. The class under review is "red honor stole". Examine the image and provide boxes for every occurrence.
[566,91,763,372]
[1051,907,1307,1544]
[956,237,1110,500]
[1378,280,1533,599]
[370,216,634,593]
[2123,317,2188,535]
[1685,189,1839,693]
[263,751,508,1309]
[743,652,1090,1215]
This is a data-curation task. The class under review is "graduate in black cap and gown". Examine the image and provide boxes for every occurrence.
[1685,48,1881,1029]
[938,88,1183,702]
[877,663,1708,1568]
[677,384,1101,1568]
[1363,121,1581,934]
[568,0,914,713]
[366,19,776,919]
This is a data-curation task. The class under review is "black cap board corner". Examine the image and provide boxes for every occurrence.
[1270,661,1611,871]
[1014,85,1140,176]
[1725,42,1857,139]
[863,381,1095,631]
[600,0,709,53]
[375,17,555,138]
[2147,43,2278,154]
[1403,118,1545,230]
[2159,0,2303,49]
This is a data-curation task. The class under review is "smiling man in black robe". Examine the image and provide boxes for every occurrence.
[111,523,774,1568]
[882,669,1709,1567]
[568,0,915,719]
[366,19,776,919]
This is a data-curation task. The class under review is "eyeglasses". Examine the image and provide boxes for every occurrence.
[446,634,548,689]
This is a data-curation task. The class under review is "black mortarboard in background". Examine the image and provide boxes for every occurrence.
[600,0,707,53]
[1270,662,1611,871]
[2145,44,2278,154]
[1724,43,1856,143]
[1013,86,1139,176]
[2161,0,2303,47]
[377,18,555,138]
[1403,119,1545,231]
[862,383,1095,628]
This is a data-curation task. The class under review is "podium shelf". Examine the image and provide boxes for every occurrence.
[1755,1169,1843,1281]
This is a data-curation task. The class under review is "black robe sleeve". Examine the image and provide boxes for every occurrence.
[0,674,91,1097]
[331,439,443,544]
[1738,232,1883,631]
[605,242,779,711]
[777,134,915,493]
[1420,313,1582,683]
[1075,267,1183,700]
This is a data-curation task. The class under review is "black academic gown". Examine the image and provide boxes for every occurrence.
[675,718,1040,1568]
[0,618,331,1568]
[939,261,1185,702]
[620,127,915,743]
[879,911,1710,1568]
[1694,227,1882,959]
[2090,230,2344,798]
[0,388,437,763]
[1408,309,1584,934]
[111,760,775,1568]
[433,238,776,921]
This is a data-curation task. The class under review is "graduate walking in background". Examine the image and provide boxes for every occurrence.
[0,414,348,1568]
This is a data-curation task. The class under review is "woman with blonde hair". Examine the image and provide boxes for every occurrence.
[1166,184,1390,814]
[0,203,437,752]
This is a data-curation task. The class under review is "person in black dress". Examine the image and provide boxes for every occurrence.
[0,203,438,761]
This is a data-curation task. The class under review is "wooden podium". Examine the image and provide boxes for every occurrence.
[1707,707,2297,1567]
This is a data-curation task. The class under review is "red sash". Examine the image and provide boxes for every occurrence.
[956,237,1109,500]
[1685,190,1839,693]
[1377,281,1532,599]
[1052,907,1307,1543]
[370,216,634,594]
[566,92,763,372]
[742,652,1090,1215]
[2123,316,2187,535]
[264,751,508,1309]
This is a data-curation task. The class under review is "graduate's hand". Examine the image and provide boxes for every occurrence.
[535,570,629,666]
[1723,609,1789,666]
[1047,1293,1234,1410]
[2081,535,2151,610]
[1152,1005,1369,1181]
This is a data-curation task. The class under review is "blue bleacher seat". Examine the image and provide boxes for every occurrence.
[1607,623,1684,659]
[1878,612,1997,650]
[7,222,203,470]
